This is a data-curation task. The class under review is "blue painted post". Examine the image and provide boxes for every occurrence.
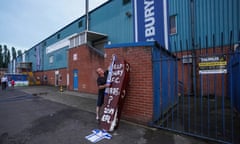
[174,41,180,130]
[180,40,185,131]
[206,36,210,137]
[229,52,233,143]
[221,33,226,139]
[212,34,218,138]
[186,40,191,132]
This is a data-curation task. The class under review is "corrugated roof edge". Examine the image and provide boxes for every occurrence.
[104,41,177,58]
[104,41,156,49]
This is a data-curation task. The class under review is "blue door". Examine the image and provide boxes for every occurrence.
[73,69,78,90]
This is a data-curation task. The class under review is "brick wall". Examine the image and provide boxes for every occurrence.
[34,44,105,93]
[68,45,105,94]
[105,46,154,124]
[34,68,67,86]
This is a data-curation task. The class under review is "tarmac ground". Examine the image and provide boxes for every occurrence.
[0,85,218,144]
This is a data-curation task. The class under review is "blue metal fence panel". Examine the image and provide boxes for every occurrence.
[152,44,178,122]
[152,48,161,121]
[229,52,240,112]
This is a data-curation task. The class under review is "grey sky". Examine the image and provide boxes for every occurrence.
[0,0,107,52]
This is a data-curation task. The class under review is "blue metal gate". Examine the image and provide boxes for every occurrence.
[152,45,178,122]
[151,35,240,144]
[229,50,240,113]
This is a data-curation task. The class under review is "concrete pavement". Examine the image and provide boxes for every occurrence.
[0,85,216,144]
[17,86,98,114]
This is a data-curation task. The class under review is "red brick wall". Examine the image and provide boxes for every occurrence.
[68,45,105,94]
[105,46,154,124]
[34,44,106,94]
[67,44,154,124]
[34,68,67,86]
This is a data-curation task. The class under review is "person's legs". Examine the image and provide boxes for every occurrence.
[96,106,100,120]
[3,82,6,90]
[96,93,104,120]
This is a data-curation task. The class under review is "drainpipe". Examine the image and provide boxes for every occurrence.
[85,0,89,31]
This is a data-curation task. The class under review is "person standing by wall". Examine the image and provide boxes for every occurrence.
[1,76,4,90]
[11,79,15,88]
[96,68,109,121]
[1,75,8,90]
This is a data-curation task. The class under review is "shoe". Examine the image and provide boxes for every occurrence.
[96,117,100,124]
